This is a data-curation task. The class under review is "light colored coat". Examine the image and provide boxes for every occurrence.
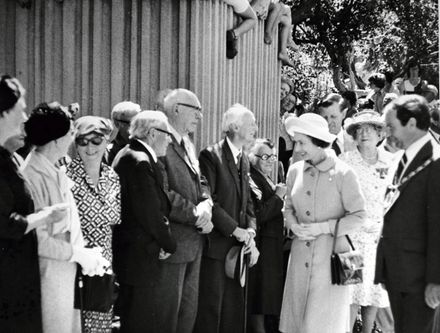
[22,151,84,333]
[279,150,366,333]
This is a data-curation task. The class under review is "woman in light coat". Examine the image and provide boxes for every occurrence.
[279,113,366,333]
[22,103,108,333]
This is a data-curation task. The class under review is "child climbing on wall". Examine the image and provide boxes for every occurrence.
[222,0,258,59]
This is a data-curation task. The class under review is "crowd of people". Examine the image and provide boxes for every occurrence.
[1,56,440,333]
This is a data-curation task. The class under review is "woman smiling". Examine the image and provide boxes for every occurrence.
[66,116,121,333]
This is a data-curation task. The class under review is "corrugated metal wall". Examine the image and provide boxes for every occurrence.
[0,0,281,150]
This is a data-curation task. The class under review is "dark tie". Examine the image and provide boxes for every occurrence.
[236,152,242,171]
[331,139,342,156]
[393,153,407,184]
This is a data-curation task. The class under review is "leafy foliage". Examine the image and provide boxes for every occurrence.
[282,0,438,101]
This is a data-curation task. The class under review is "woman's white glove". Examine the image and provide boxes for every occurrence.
[70,246,110,276]
[290,222,331,240]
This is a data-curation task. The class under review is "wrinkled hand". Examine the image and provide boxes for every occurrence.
[159,248,172,260]
[232,227,251,244]
[195,200,212,227]
[275,183,287,199]
[425,283,440,309]
[248,245,260,267]
[196,220,214,234]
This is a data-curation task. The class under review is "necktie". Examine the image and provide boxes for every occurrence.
[393,153,407,184]
[236,152,242,171]
[332,139,342,156]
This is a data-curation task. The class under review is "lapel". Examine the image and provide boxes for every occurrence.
[222,139,241,196]
[399,141,433,193]
[384,141,433,215]
[170,137,198,175]
[240,153,249,200]
[250,166,275,198]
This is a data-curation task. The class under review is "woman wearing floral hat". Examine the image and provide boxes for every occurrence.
[279,113,366,333]
[340,110,393,333]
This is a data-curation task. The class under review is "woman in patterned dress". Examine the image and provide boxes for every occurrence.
[66,116,121,333]
[341,111,393,333]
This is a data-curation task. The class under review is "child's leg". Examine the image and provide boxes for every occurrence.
[264,3,282,44]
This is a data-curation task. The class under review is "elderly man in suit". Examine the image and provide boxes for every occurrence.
[112,111,177,333]
[194,103,260,333]
[156,88,213,333]
[375,95,440,333]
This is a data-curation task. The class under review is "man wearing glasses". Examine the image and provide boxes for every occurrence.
[157,88,214,333]
[112,111,176,333]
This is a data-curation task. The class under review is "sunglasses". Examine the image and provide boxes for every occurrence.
[75,136,105,147]
[177,102,202,112]
[255,154,277,162]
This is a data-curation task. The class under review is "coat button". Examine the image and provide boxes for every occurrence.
[306,211,311,216]
[306,190,311,196]
[306,241,311,247]
[305,262,309,268]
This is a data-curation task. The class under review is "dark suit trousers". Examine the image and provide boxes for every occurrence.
[118,282,159,333]
[387,288,435,333]
[194,256,245,333]
[155,246,202,333]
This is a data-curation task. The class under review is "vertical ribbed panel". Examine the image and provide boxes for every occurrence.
[0,0,281,151]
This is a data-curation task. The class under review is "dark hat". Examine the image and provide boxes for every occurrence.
[25,102,72,146]
[224,245,246,287]
[0,75,24,113]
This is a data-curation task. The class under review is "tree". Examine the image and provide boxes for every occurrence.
[283,0,438,98]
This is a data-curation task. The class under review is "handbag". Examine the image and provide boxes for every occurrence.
[330,219,363,285]
[74,266,116,312]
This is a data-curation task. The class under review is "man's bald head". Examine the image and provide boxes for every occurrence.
[163,88,202,136]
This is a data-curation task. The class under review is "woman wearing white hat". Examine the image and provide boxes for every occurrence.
[279,113,366,333]
[341,111,393,333]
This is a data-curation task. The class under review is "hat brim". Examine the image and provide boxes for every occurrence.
[346,120,384,137]
[285,117,336,143]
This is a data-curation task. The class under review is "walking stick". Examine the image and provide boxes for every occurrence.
[243,253,250,333]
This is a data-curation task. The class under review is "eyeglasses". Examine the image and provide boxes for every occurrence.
[75,136,105,147]
[176,103,202,113]
[153,127,172,137]
[355,126,376,134]
[255,154,277,162]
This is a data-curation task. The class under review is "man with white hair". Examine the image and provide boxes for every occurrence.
[112,111,176,333]
[194,104,260,333]
[107,101,141,165]
[156,88,214,333]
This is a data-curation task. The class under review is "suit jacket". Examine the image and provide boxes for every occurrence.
[198,139,256,260]
[375,140,440,292]
[112,139,176,286]
[159,136,210,263]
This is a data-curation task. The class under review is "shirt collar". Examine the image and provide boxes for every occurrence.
[226,137,242,164]
[136,139,157,163]
[304,149,337,172]
[169,125,183,144]
[404,133,431,166]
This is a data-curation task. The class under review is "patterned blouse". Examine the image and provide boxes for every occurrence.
[340,148,393,244]
[66,158,121,263]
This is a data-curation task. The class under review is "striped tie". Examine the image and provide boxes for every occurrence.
[393,153,407,184]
